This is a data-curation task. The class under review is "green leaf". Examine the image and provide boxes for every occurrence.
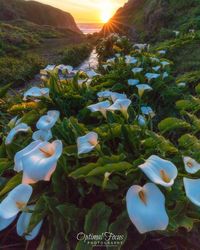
[0,173,22,197]
[69,163,98,179]
[158,117,191,134]
[0,158,13,175]
[0,83,12,98]
[87,162,133,177]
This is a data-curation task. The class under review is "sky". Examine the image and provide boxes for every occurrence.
[33,0,128,23]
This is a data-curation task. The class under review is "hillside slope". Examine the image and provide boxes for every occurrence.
[0,0,81,34]
[102,0,200,41]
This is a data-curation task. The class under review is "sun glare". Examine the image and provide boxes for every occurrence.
[101,10,112,23]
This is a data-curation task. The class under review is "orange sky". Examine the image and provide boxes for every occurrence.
[33,0,128,23]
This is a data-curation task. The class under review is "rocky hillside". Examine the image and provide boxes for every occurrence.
[0,0,81,34]
[102,0,200,41]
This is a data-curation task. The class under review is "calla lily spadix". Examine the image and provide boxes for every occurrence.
[183,156,200,174]
[14,140,63,184]
[139,155,178,187]
[77,132,98,155]
[23,87,49,101]
[141,106,155,118]
[17,205,43,241]
[87,101,111,118]
[136,84,152,97]
[107,98,131,119]
[184,178,200,206]
[126,183,169,234]
[128,79,140,86]
[0,184,32,219]
[36,110,60,131]
[132,67,143,74]
[32,129,52,142]
[5,123,31,145]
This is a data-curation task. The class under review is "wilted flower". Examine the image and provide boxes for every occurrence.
[141,106,155,118]
[183,156,200,174]
[132,67,143,74]
[23,87,49,101]
[5,123,31,145]
[88,101,111,118]
[14,140,63,184]
[126,183,169,233]
[136,84,152,97]
[36,110,60,131]
[184,178,200,206]
[128,79,140,86]
[0,184,32,219]
[139,155,178,187]
[17,205,43,241]
[77,132,98,155]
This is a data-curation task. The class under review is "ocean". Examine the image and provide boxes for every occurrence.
[77,23,103,34]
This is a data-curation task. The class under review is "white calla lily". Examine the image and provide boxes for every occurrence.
[40,65,55,75]
[107,57,115,63]
[152,66,161,71]
[23,87,49,101]
[97,91,113,99]
[177,82,186,87]
[86,69,100,78]
[128,79,140,86]
[17,205,43,241]
[183,156,200,174]
[132,67,143,74]
[14,140,63,184]
[0,184,32,219]
[137,115,146,127]
[139,155,178,187]
[88,101,111,118]
[145,73,160,82]
[163,72,169,79]
[56,64,73,73]
[150,57,160,63]
[158,50,166,55]
[32,129,52,141]
[107,98,131,118]
[125,56,137,64]
[77,132,98,155]
[0,215,17,231]
[110,92,127,102]
[126,183,169,234]
[161,61,170,68]
[5,123,31,145]
[136,84,152,97]
[141,106,155,118]
[184,178,200,206]
[36,110,60,131]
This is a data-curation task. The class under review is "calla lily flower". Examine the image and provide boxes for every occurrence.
[141,106,155,118]
[125,56,137,64]
[102,64,109,70]
[110,92,127,102]
[40,65,55,75]
[133,43,147,50]
[77,132,98,155]
[173,30,180,36]
[163,72,169,79]
[107,57,115,63]
[177,82,186,87]
[23,87,49,101]
[132,67,143,74]
[145,73,160,82]
[183,156,200,174]
[97,90,113,99]
[32,129,52,141]
[88,101,111,118]
[158,50,166,55]
[128,79,140,86]
[17,205,43,241]
[36,110,60,131]
[139,155,178,187]
[85,69,100,78]
[56,64,73,73]
[107,98,131,118]
[150,57,160,63]
[126,183,169,234]
[5,123,31,145]
[0,215,17,231]
[137,115,146,127]
[184,178,200,206]
[152,66,161,71]
[0,184,32,219]
[136,84,152,97]
[14,140,63,184]
[161,61,170,68]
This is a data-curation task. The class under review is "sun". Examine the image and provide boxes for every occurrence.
[101,10,112,23]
